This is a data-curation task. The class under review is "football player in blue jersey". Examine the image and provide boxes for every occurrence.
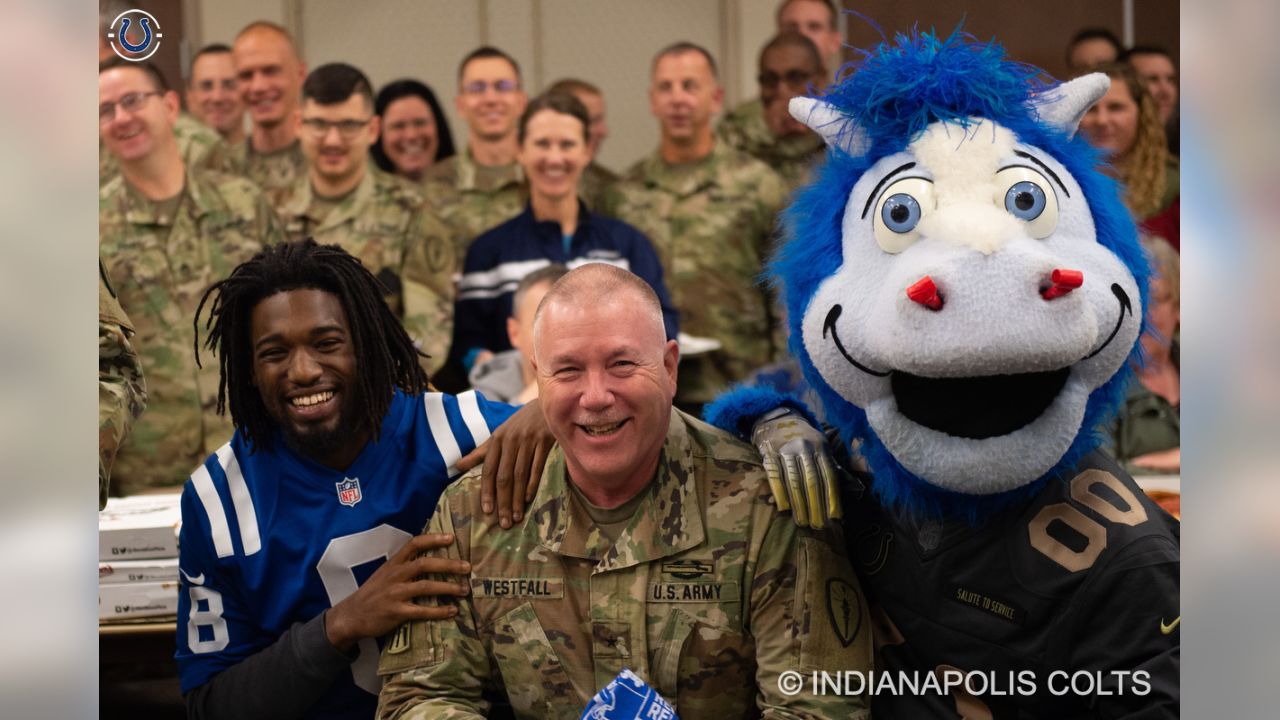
[177,239,553,719]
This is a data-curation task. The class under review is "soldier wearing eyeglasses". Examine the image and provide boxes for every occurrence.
[423,47,529,268]
[717,32,828,193]
[279,63,457,371]
[232,21,309,212]
[98,57,284,496]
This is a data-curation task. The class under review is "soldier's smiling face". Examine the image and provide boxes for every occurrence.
[233,28,305,128]
[456,56,526,143]
[649,51,723,144]
[380,95,439,178]
[518,109,589,205]
[532,279,678,494]
[188,51,244,136]
[99,66,179,162]
[249,288,365,467]
[300,94,379,191]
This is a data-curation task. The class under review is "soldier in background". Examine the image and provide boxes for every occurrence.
[99,259,146,509]
[280,62,456,370]
[98,58,283,494]
[424,47,528,265]
[718,31,827,193]
[376,263,871,719]
[232,21,309,210]
[97,6,238,186]
[187,43,247,149]
[600,42,785,413]
[546,78,617,209]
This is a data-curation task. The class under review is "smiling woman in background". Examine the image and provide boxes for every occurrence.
[370,79,456,182]
[1080,62,1180,249]
[448,92,678,378]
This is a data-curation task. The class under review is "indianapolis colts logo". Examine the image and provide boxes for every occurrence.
[106,9,164,62]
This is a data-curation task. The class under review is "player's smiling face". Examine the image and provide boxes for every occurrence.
[250,288,363,467]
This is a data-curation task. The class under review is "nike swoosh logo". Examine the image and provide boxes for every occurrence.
[180,569,205,586]
[1160,616,1180,634]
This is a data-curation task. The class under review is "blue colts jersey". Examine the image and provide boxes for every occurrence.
[175,389,517,718]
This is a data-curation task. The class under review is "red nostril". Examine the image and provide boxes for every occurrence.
[906,275,943,311]
[1042,268,1084,300]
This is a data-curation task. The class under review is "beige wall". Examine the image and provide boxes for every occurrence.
[183,0,779,172]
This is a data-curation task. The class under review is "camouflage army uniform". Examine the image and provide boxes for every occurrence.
[717,98,825,195]
[239,137,308,213]
[423,150,526,265]
[100,112,241,187]
[99,260,147,509]
[377,409,872,720]
[600,142,786,406]
[279,166,457,367]
[99,169,284,494]
[578,161,617,211]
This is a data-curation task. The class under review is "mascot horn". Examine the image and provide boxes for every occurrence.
[711,30,1179,718]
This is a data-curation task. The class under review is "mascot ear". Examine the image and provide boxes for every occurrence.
[1034,73,1111,139]
[789,96,870,158]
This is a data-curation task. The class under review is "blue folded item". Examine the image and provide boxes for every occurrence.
[579,668,678,720]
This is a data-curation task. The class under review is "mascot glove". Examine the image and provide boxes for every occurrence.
[751,407,842,529]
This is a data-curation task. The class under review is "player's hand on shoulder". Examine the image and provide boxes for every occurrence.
[458,398,556,529]
[323,532,470,653]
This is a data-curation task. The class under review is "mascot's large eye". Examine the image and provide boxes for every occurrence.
[873,177,934,253]
[995,166,1058,238]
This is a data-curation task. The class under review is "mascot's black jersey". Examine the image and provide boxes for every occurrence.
[842,451,1179,719]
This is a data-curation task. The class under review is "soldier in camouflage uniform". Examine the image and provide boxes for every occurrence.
[377,264,871,720]
[101,110,241,187]
[186,43,247,149]
[232,21,309,212]
[99,260,146,509]
[424,47,529,264]
[600,43,786,409]
[99,58,284,494]
[717,33,826,194]
[284,62,456,369]
[546,78,618,209]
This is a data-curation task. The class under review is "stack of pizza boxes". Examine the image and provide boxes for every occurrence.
[98,493,182,621]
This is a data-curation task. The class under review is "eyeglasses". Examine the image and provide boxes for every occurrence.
[300,117,372,138]
[758,70,817,90]
[461,79,519,96]
[99,91,162,124]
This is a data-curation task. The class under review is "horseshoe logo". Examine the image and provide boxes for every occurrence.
[107,10,164,62]
[117,18,153,53]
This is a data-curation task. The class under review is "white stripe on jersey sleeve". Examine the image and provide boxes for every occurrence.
[190,463,235,558]
[424,392,463,476]
[216,443,260,556]
[457,390,492,447]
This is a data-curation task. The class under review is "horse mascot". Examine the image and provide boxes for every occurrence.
[708,30,1179,718]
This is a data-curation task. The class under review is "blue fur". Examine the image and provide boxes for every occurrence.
[703,385,820,441]
[763,29,1151,521]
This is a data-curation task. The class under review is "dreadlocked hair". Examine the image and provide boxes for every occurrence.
[194,239,429,450]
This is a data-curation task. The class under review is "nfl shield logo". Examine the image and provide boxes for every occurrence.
[336,477,362,507]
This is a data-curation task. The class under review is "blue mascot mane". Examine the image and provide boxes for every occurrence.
[765,30,1148,521]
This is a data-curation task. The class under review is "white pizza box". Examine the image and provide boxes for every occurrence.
[99,556,180,585]
[99,580,180,620]
[99,493,182,561]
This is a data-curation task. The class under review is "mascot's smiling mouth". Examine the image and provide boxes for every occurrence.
[892,368,1070,438]
[821,283,1133,439]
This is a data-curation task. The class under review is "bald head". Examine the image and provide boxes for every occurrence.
[531,263,678,500]
[533,264,665,355]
